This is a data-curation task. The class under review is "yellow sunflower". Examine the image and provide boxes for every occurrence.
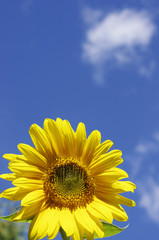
[0,118,136,240]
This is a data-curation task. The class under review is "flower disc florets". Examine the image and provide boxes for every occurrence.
[43,157,95,211]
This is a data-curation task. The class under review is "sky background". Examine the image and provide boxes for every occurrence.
[0,0,159,239]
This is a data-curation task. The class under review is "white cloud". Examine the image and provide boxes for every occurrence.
[82,7,103,25]
[21,0,33,13]
[82,8,156,83]
[128,155,144,178]
[139,61,156,77]
[139,178,159,223]
[135,131,159,155]
[154,132,159,142]
[127,131,159,223]
[129,131,159,177]
[135,140,159,154]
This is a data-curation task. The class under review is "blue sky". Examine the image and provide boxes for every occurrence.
[0,0,159,239]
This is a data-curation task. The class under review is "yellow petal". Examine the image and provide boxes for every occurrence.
[47,208,60,239]
[74,208,94,234]
[90,150,123,174]
[93,140,113,158]
[21,189,45,206]
[8,161,44,178]
[12,177,43,190]
[108,204,128,222]
[28,210,48,240]
[18,144,47,169]
[74,208,103,237]
[0,187,28,201]
[88,213,104,239]
[87,197,113,223]
[75,122,86,157]
[3,154,26,162]
[94,196,128,222]
[96,191,136,207]
[44,118,64,156]
[95,179,135,194]
[28,208,60,240]
[29,123,54,160]
[116,195,136,207]
[55,117,63,126]
[0,173,16,181]
[95,168,128,183]
[111,181,136,193]
[95,184,115,194]
[56,119,76,156]
[85,229,94,240]
[12,201,43,221]
[81,130,101,166]
[60,209,75,236]
[71,219,84,240]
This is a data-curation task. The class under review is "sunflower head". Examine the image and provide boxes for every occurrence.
[43,157,95,211]
[0,118,136,240]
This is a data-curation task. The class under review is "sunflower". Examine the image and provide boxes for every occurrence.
[0,118,135,240]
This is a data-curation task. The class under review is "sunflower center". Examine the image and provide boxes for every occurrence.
[52,163,87,195]
[43,158,95,211]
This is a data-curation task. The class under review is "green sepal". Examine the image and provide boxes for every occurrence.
[100,221,128,238]
[60,227,71,240]
[0,212,32,223]
[84,221,128,239]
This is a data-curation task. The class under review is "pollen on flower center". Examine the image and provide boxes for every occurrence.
[52,163,87,195]
[43,157,95,211]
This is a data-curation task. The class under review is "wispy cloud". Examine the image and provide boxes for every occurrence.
[135,138,159,155]
[21,0,33,13]
[139,178,159,223]
[127,131,159,223]
[139,61,156,78]
[129,131,159,177]
[82,8,156,84]
[82,7,103,25]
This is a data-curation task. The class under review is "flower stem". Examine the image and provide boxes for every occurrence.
[59,227,70,240]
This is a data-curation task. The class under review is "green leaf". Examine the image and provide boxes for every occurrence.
[0,212,17,221]
[0,212,32,223]
[84,222,128,239]
[96,222,128,238]
[59,227,70,240]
